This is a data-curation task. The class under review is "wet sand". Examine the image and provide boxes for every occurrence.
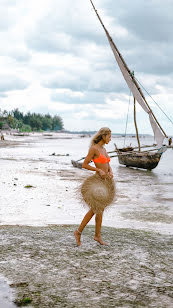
[0,225,173,307]
[0,133,173,234]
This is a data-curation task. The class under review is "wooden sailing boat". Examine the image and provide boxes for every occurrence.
[89,0,169,170]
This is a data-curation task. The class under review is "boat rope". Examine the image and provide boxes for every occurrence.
[123,90,131,147]
[135,77,173,126]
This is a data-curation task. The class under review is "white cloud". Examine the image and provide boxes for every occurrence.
[0,74,29,92]
[74,111,89,120]
[0,0,172,134]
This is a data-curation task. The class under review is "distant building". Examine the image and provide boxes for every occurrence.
[2,123,11,130]
[0,117,8,121]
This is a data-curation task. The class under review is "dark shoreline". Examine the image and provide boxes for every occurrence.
[0,225,173,307]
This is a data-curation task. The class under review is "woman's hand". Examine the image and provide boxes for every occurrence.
[97,169,106,179]
[107,171,113,179]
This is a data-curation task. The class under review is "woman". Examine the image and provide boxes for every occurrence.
[74,127,114,246]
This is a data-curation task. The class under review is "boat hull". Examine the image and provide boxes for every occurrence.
[71,160,83,169]
[117,152,161,170]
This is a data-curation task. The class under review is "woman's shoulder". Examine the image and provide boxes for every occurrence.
[88,145,99,156]
[89,145,99,152]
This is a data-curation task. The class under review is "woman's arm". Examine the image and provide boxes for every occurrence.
[82,147,99,172]
[108,164,113,178]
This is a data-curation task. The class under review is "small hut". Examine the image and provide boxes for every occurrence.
[2,123,11,131]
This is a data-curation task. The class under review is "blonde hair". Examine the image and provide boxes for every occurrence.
[90,127,111,147]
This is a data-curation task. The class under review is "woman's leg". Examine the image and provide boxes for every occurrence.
[94,212,107,245]
[74,209,94,246]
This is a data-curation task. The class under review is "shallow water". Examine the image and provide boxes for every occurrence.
[0,133,173,235]
[0,276,16,307]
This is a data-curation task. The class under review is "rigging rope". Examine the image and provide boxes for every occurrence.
[135,77,173,126]
[123,90,131,147]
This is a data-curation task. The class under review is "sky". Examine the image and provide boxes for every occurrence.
[0,0,173,135]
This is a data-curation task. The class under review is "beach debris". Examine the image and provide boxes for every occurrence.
[80,134,91,138]
[14,296,32,306]
[10,282,29,288]
[50,153,69,156]
[24,185,35,188]
[1,133,5,140]
[71,160,83,169]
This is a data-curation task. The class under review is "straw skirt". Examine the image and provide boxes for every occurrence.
[81,174,115,214]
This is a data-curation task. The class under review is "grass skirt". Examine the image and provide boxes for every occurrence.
[81,174,116,214]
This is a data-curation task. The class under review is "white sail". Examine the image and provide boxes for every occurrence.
[106,33,165,147]
[148,113,164,147]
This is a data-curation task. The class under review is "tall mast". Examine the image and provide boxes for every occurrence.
[89,0,168,139]
[134,97,141,151]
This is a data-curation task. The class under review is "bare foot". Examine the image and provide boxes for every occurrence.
[94,236,108,245]
[74,230,81,246]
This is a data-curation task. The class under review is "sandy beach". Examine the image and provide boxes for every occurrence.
[0,132,173,307]
[0,225,173,308]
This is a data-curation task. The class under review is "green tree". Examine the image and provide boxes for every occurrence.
[7,115,15,128]
[2,110,9,117]
[42,116,52,131]
[0,108,64,132]
[12,108,24,121]
[19,124,32,132]
[0,122,4,129]
[29,115,42,131]
[52,115,63,130]
[23,112,32,126]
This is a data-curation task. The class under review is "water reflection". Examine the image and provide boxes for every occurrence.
[0,276,16,308]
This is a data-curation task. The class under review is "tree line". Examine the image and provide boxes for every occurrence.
[0,108,64,132]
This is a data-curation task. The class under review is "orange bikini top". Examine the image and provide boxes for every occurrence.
[93,153,110,164]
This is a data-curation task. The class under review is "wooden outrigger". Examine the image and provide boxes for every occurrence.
[115,145,167,170]
[71,143,168,170]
